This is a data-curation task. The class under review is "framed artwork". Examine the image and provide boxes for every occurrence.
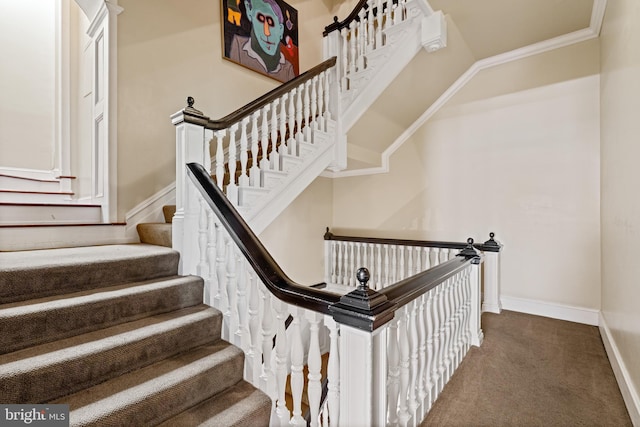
[222,0,299,83]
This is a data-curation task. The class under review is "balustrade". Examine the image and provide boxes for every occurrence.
[324,228,503,315]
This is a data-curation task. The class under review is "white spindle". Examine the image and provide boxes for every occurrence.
[270,100,279,170]
[349,22,357,76]
[384,244,390,286]
[227,124,238,205]
[290,310,306,426]
[326,317,340,426]
[296,83,304,147]
[236,257,249,349]
[214,129,226,187]
[247,270,261,384]
[376,0,384,47]
[340,27,348,90]
[317,74,325,131]
[307,313,323,427]
[239,117,249,187]
[324,71,332,122]
[226,241,239,345]
[278,94,288,161]
[287,89,296,154]
[397,306,411,426]
[260,284,275,397]
[417,294,427,417]
[216,228,229,339]
[197,199,209,284]
[274,299,290,425]
[250,112,260,187]
[303,81,311,142]
[357,9,366,71]
[407,247,413,279]
[408,300,419,419]
[387,317,400,426]
[206,213,217,307]
[260,105,270,171]
[311,76,318,131]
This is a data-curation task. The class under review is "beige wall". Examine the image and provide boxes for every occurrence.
[0,1,57,171]
[332,42,601,310]
[116,0,337,219]
[600,0,640,419]
[259,177,333,284]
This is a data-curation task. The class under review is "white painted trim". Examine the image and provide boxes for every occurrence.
[501,295,599,326]
[324,1,606,179]
[599,313,640,426]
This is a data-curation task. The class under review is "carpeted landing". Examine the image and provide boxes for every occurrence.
[421,310,632,427]
[0,244,271,426]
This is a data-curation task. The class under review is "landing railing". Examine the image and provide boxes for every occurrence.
[171,58,338,274]
[185,161,484,426]
[324,229,504,314]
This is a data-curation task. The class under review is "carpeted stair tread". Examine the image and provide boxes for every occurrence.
[54,342,246,426]
[0,275,204,355]
[0,305,221,403]
[159,380,271,427]
[137,223,172,247]
[0,244,180,303]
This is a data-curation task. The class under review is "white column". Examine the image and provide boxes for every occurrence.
[338,324,388,427]
[469,263,484,347]
[482,251,502,314]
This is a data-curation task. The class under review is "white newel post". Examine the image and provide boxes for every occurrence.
[481,233,503,314]
[469,260,484,347]
[330,267,395,427]
[338,324,388,427]
[171,99,209,275]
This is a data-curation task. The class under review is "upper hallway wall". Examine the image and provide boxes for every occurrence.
[331,39,601,311]
[0,1,57,171]
[600,0,640,418]
[116,0,338,219]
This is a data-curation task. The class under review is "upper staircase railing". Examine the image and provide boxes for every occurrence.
[185,161,485,426]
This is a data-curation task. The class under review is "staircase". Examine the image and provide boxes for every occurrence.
[0,244,271,426]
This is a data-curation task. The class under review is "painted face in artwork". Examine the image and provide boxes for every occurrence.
[247,0,284,56]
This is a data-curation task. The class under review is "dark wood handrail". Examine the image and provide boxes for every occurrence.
[324,228,502,252]
[323,0,397,36]
[179,57,336,131]
[186,162,483,331]
[186,162,341,314]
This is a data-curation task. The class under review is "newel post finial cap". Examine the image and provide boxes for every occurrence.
[184,96,203,116]
[483,232,501,251]
[357,267,370,291]
[459,237,480,259]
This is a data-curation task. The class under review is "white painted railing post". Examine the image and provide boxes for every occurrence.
[338,324,388,427]
[170,98,209,275]
[481,233,503,314]
[459,239,484,348]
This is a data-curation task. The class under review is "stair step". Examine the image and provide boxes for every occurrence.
[0,244,180,303]
[0,305,221,403]
[0,202,102,225]
[53,342,248,426]
[159,380,271,427]
[137,222,172,247]
[0,189,75,204]
[0,275,204,355]
[162,204,176,223]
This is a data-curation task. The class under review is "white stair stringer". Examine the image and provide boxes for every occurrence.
[339,2,446,133]
[240,121,337,235]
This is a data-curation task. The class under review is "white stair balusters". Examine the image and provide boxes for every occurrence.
[273,299,290,425]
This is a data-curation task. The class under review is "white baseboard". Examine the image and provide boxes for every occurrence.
[124,183,175,241]
[500,295,599,326]
[599,313,640,426]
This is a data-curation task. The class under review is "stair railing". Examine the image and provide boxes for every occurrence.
[324,228,504,314]
[171,57,337,275]
[186,161,484,426]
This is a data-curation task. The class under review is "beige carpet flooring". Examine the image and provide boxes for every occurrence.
[421,310,632,427]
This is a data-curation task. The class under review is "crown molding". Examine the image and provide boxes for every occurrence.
[326,0,607,179]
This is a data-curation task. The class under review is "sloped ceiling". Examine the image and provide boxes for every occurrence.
[344,0,596,169]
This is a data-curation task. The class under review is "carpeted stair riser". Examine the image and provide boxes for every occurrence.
[0,245,180,304]
[55,343,247,426]
[0,276,204,355]
[159,380,272,427]
[137,223,173,247]
[0,305,221,403]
